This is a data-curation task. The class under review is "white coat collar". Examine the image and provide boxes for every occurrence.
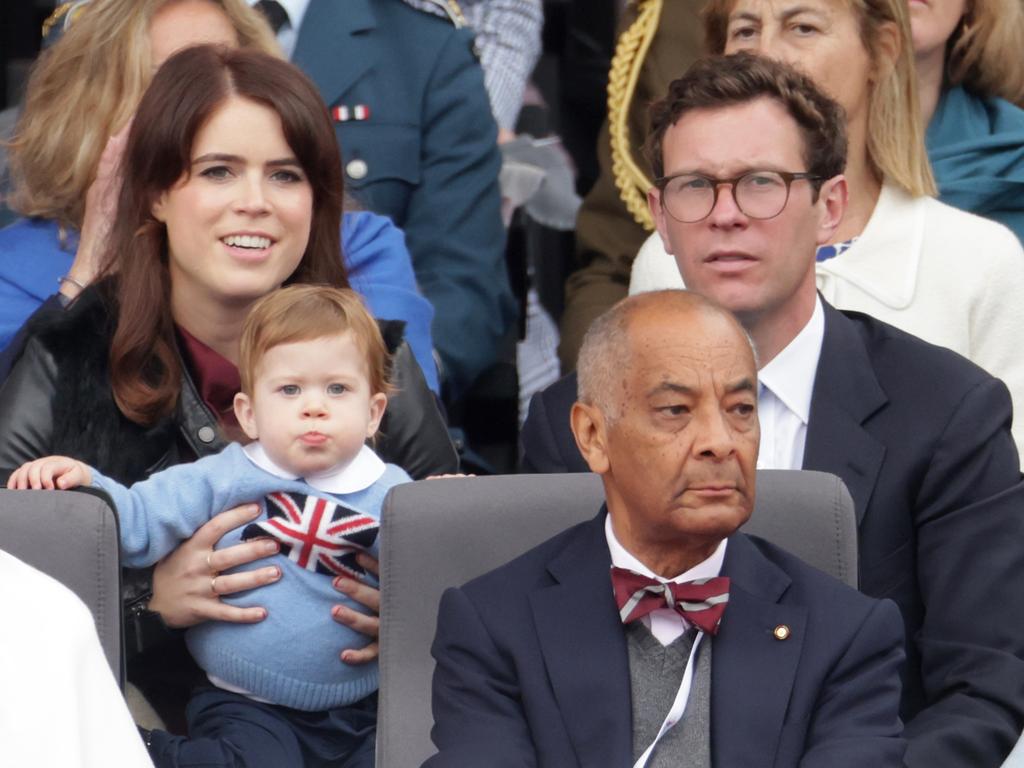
[242,442,385,494]
[815,181,925,310]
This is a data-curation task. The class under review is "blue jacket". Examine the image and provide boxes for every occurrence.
[292,0,515,397]
[92,442,411,711]
[0,211,440,392]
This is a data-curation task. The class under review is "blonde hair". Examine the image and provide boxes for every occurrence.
[947,0,1024,105]
[239,286,391,399]
[703,0,937,197]
[8,0,279,229]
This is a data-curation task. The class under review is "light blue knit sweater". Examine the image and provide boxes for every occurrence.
[91,442,411,711]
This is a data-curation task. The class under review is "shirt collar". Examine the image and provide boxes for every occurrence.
[757,295,825,425]
[242,441,386,494]
[604,514,727,583]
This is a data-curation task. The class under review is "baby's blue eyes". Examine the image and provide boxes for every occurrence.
[277,383,347,395]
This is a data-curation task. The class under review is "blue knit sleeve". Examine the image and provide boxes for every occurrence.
[342,211,440,393]
[90,444,277,567]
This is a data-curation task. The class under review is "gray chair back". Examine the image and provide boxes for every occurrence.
[0,488,122,686]
[376,469,856,768]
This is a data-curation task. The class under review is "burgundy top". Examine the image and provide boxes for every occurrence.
[176,325,241,432]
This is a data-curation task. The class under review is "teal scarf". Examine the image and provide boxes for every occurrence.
[926,86,1024,246]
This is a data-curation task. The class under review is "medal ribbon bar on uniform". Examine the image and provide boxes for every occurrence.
[332,105,371,122]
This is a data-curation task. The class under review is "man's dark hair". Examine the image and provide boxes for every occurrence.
[646,52,848,186]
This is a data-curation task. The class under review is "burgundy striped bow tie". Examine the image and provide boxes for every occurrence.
[610,567,730,636]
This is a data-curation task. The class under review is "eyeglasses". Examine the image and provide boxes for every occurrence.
[654,170,823,223]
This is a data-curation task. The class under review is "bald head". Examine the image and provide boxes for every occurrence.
[576,290,757,421]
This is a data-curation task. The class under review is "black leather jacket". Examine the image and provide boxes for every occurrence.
[0,287,457,479]
[0,286,457,666]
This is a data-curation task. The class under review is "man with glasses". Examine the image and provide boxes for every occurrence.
[521,52,1024,767]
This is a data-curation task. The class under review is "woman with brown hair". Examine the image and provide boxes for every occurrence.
[0,42,453,745]
[0,0,439,393]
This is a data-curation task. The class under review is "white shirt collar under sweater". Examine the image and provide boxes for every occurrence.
[756,295,825,470]
[605,516,727,646]
[242,442,385,494]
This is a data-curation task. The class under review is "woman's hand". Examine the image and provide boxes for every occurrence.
[332,552,381,665]
[61,121,131,299]
[149,503,281,628]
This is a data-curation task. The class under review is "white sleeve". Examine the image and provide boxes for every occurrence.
[0,551,154,768]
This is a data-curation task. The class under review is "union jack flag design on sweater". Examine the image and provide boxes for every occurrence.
[242,492,379,578]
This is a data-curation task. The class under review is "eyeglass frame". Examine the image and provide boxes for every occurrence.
[653,170,825,223]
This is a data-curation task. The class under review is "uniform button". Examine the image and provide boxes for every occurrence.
[197,426,217,444]
[346,159,368,180]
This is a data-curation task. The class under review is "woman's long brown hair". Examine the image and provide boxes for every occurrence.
[101,45,348,425]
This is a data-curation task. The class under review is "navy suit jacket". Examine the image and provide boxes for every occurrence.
[519,302,1024,767]
[291,0,515,396]
[426,512,906,767]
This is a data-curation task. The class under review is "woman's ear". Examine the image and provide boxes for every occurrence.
[234,392,260,441]
[151,192,168,223]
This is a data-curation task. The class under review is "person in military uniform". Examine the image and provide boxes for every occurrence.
[255,0,517,400]
[558,0,705,371]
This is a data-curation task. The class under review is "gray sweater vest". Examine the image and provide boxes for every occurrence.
[626,623,712,768]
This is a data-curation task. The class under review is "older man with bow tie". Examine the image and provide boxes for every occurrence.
[425,289,906,768]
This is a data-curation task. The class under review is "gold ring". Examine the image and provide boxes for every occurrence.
[210,576,218,595]
[206,553,214,571]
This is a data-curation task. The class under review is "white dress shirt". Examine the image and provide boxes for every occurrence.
[756,296,825,471]
[605,516,727,646]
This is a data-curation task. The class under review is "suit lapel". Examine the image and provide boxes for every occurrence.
[529,512,634,767]
[803,302,887,525]
[712,535,807,767]
[292,0,377,105]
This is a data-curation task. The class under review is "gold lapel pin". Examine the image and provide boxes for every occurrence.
[773,624,791,641]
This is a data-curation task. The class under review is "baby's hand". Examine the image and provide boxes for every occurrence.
[7,456,93,490]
